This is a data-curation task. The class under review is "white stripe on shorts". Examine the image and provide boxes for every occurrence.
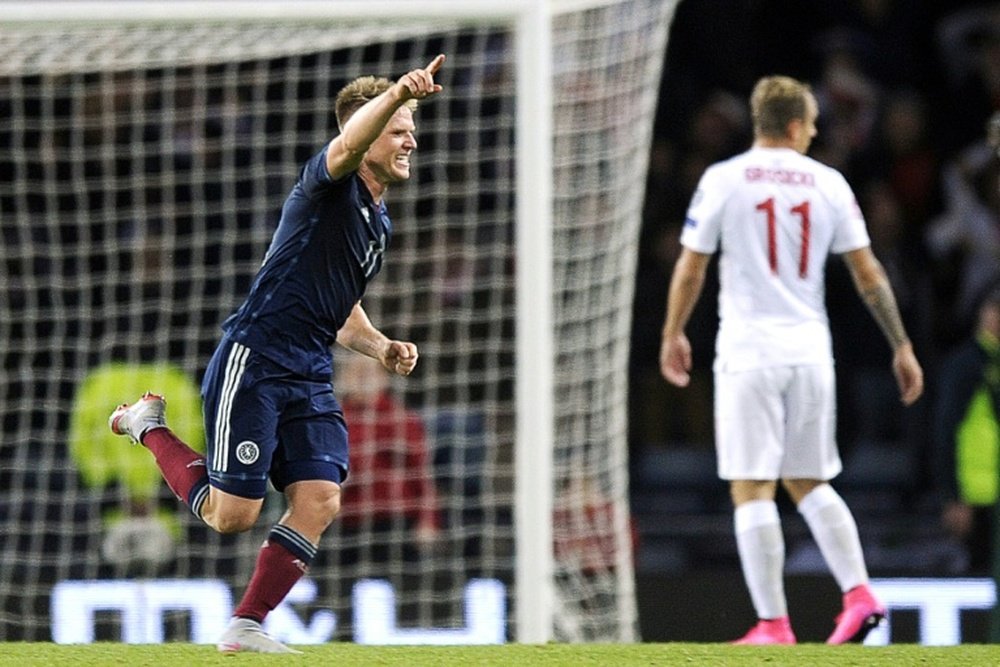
[214,342,250,472]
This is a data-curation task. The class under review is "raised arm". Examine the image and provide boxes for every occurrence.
[659,247,712,387]
[337,302,418,376]
[842,246,924,405]
[326,54,445,180]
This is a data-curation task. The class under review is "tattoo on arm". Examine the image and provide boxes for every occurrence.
[861,282,909,349]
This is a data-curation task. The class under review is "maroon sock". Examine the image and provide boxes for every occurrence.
[142,427,208,507]
[233,526,315,623]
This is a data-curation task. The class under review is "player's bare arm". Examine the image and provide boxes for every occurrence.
[326,55,446,179]
[336,302,418,377]
[843,246,924,405]
[843,247,908,348]
[659,248,711,387]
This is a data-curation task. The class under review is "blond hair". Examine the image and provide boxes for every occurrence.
[334,76,418,131]
[750,75,812,139]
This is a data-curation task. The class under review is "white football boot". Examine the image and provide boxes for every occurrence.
[108,392,167,443]
[216,617,301,654]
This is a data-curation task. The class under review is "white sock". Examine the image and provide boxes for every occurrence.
[734,500,787,619]
[797,484,868,593]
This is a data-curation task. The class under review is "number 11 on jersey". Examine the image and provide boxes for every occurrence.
[755,197,811,278]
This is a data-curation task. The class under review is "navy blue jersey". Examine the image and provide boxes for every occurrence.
[222,146,392,380]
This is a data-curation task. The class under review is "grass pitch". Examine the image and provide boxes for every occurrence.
[0,643,998,666]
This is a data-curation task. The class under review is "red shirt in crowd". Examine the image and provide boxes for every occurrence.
[338,391,440,531]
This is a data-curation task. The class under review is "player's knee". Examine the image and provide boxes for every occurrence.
[311,486,342,524]
[212,514,257,534]
[294,485,342,527]
[202,503,261,534]
[781,478,825,504]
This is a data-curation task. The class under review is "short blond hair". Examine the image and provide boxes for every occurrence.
[334,76,418,131]
[750,75,812,138]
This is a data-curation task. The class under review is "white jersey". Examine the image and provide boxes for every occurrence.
[681,146,870,372]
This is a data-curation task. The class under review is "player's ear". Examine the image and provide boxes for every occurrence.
[786,118,801,140]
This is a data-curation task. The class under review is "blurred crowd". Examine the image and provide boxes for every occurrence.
[630,0,1000,572]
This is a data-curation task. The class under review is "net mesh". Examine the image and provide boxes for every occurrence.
[0,0,672,642]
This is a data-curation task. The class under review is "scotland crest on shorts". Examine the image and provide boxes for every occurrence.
[236,440,260,465]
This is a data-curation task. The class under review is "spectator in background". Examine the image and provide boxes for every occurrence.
[936,5,1000,155]
[552,470,638,641]
[70,362,204,575]
[932,284,1000,575]
[926,133,1000,343]
[989,109,1000,160]
[325,352,440,641]
[855,89,941,244]
[335,353,440,564]
[810,31,880,174]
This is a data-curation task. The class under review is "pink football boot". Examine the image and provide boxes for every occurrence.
[827,584,885,644]
[732,616,797,645]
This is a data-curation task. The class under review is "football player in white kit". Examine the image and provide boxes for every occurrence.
[659,75,924,645]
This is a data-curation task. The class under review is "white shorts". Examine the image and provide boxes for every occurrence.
[714,364,841,481]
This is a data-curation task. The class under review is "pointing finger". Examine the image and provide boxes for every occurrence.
[425,54,446,75]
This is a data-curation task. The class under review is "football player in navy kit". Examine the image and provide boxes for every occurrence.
[110,54,446,653]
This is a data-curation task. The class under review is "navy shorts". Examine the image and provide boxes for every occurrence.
[201,336,349,499]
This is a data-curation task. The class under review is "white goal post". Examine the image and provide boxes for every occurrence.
[0,0,674,644]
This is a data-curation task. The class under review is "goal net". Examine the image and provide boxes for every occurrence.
[0,0,673,643]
